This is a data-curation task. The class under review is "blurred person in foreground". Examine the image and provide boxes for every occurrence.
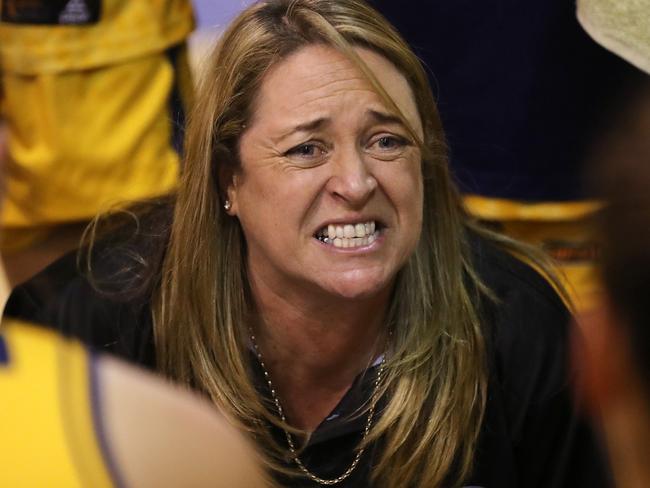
[577,88,650,487]
[0,123,266,487]
[4,1,610,486]
[574,1,650,487]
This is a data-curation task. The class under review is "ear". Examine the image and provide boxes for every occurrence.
[218,165,240,216]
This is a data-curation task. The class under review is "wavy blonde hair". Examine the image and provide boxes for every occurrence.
[156,1,495,485]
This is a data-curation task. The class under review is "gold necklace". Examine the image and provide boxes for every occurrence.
[249,329,386,486]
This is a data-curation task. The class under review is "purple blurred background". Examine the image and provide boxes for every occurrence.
[193,0,253,30]
[189,0,254,66]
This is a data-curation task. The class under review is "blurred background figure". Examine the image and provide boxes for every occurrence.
[0,5,267,483]
[574,1,650,487]
[577,89,650,487]
[370,0,647,310]
[0,1,195,287]
[0,121,266,488]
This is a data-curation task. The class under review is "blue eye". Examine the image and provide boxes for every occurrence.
[377,136,400,149]
[369,135,409,155]
[293,144,318,156]
[285,142,327,163]
[364,133,413,161]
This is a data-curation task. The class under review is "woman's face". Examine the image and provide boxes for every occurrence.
[228,44,424,302]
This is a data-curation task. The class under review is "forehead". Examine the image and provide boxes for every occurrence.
[250,44,421,133]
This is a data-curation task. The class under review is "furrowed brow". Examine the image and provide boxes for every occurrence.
[366,109,405,127]
[274,117,330,144]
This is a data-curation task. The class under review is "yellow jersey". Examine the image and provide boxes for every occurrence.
[0,0,194,248]
[0,320,116,487]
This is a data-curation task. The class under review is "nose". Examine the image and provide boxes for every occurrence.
[326,147,377,207]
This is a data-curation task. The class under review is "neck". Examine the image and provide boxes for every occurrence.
[250,275,390,432]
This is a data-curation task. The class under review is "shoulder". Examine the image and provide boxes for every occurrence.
[4,250,155,366]
[98,355,267,488]
[0,321,266,488]
[3,200,172,367]
[471,232,567,320]
[468,234,612,487]
[469,233,571,400]
[0,319,89,375]
[0,320,116,487]
[469,234,594,478]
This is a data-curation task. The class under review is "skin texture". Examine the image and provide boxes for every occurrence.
[101,356,268,488]
[226,45,424,431]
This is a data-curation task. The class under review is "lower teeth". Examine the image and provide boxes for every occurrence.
[316,233,378,247]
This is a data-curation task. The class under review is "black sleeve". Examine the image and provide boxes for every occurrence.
[3,250,156,369]
[471,239,612,487]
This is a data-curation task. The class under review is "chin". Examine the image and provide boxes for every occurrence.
[323,272,393,301]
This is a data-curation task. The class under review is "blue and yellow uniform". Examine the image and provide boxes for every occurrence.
[0,320,117,487]
[0,0,195,251]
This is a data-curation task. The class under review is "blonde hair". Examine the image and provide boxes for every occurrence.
[155,1,498,485]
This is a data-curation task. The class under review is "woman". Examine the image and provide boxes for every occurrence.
[4,1,609,486]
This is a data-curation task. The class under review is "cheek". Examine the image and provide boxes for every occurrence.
[236,169,321,235]
[405,184,424,246]
[379,159,424,218]
[387,162,424,253]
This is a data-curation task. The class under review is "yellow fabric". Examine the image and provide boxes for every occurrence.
[463,195,602,310]
[0,0,194,236]
[464,194,603,221]
[0,1,195,74]
[494,219,600,312]
[0,52,182,228]
[0,321,114,487]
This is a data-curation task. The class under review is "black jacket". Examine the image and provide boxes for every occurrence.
[4,229,611,487]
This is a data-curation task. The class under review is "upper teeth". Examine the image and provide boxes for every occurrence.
[315,221,379,248]
[324,221,376,239]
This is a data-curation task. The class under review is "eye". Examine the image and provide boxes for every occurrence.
[367,134,410,159]
[376,136,402,149]
[285,142,328,164]
[293,144,320,157]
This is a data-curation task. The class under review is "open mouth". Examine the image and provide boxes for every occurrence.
[314,220,383,249]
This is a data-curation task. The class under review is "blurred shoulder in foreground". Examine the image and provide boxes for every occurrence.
[0,319,267,488]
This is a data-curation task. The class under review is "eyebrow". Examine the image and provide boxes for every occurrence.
[275,109,407,143]
[275,117,330,143]
[366,109,405,127]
